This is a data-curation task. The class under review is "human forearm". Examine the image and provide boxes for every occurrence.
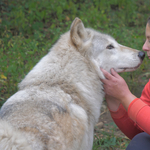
[105,92,136,111]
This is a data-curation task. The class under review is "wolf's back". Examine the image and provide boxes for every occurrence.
[0,120,32,150]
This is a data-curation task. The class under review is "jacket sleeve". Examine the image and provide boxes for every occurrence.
[109,80,150,139]
[128,80,150,135]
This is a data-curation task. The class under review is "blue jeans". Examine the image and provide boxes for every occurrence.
[126,132,150,150]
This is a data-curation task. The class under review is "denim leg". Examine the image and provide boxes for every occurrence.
[126,132,150,150]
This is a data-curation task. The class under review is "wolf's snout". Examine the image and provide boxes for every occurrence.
[138,51,145,60]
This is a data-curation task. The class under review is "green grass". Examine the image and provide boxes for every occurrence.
[93,122,130,150]
[0,0,150,149]
[93,134,130,150]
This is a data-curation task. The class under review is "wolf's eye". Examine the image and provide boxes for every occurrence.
[106,44,114,49]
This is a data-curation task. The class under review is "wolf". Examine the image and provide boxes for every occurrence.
[0,18,145,150]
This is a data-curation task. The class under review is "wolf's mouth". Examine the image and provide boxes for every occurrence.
[118,63,141,72]
[119,63,141,70]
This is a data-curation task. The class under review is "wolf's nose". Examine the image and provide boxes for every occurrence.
[138,51,145,60]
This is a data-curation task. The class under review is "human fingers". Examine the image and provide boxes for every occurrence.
[111,68,127,85]
[100,68,110,84]
[100,77,108,84]
[110,68,121,78]
[100,68,114,80]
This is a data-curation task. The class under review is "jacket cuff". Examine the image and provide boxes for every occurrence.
[128,98,148,122]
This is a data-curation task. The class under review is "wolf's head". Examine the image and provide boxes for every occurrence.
[70,18,145,79]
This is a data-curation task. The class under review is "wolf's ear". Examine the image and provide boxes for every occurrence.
[70,17,87,49]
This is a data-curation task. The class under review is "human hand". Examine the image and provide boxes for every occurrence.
[101,68,136,110]
[101,68,130,100]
